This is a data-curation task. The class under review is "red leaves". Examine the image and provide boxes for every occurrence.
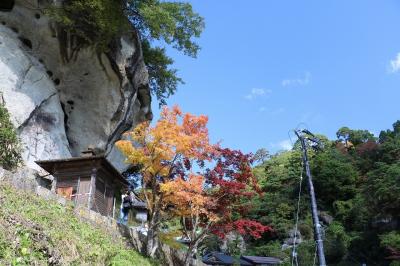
[212,219,272,239]
[201,147,269,239]
[118,105,270,242]
[207,147,262,198]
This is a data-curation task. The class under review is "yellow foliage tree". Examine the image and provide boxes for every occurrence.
[116,106,213,257]
[160,174,219,264]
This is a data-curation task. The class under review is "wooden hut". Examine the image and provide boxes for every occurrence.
[36,155,129,218]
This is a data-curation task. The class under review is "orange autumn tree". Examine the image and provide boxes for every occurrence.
[116,106,213,257]
[116,106,270,260]
[160,174,218,264]
[161,147,271,264]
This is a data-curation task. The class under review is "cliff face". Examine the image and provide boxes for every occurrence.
[0,0,152,171]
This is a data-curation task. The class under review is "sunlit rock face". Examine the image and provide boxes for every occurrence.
[0,0,152,171]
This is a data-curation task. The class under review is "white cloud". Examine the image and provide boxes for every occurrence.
[270,139,293,151]
[259,106,266,112]
[389,53,400,73]
[245,88,272,100]
[282,72,311,87]
[278,139,293,150]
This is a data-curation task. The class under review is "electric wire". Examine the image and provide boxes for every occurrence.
[313,242,318,266]
[291,157,304,266]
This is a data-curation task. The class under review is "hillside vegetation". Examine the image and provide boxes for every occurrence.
[0,103,21,170]
[0,184,156,265]
[243,121,400,266]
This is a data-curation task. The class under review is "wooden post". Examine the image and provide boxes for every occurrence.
[87,167,97,210]
[75,176,81,205]
[112,196,116,219]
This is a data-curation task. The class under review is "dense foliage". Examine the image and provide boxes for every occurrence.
[244,121,400,265]
[47,0,204,105]
[0,184,156,265]
[0,103,21,170]
[116,106,269,262]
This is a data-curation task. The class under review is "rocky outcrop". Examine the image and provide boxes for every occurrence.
[0,0,152,171]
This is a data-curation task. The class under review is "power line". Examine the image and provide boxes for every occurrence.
[291,161,303,266]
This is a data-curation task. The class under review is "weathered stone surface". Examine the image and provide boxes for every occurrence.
[0,166,46,192]
[0,25,71,170]
[318,211,334,225]
[220,232,246,254]
[0,0,152,172]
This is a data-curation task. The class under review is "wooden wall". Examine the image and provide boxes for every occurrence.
[48,158,126,218]
[76,177,91,206]
[92,170,116,217]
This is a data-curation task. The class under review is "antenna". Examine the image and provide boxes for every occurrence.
[294,129,327,266]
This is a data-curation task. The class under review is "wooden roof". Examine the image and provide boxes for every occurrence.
[35,156,129,186]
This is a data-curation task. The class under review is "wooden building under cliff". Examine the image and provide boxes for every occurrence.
[36,154,132,218]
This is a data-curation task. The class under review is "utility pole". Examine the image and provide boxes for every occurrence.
[294,130,327,266]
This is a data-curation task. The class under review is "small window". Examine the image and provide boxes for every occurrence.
[57,187,73,200]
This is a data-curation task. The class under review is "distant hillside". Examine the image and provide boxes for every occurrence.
[244,121,400,266]
[0,184,156,265]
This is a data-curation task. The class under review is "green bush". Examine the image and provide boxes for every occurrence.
[0,103,21,170]
[46,0,128,52]
[380,231,400,250]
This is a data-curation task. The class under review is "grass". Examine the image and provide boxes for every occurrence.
[0,184,157,265]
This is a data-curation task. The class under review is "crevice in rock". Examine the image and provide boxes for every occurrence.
[17,92,57,132]
[19,37,32,49]
[106,37,131,127]
[60,101,73,153]
[105,31,152,156]
[0,92,4,105]
[56,27,83,63]
[0,0,14,12]
[18,64,33,91]
[104,35,142,156]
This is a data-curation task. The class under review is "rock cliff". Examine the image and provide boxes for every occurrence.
[0,0,152,171]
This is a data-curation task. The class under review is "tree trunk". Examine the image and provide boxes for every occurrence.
[146,226,159,258]
[146,210,160,258]
[183,245,196,266]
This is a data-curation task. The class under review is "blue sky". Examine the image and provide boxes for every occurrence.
[152,0,400,154]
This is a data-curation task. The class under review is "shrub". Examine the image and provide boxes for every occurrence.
[0,102,21,170]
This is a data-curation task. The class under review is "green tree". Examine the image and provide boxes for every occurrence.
[253,148,270,164]
[378,120,400,164]
[336,127,375,146]
[311,148,358,210]
[0,103,21,170]
[141,40,183,106]
[48,0,204,105]
[365,162,400,217]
